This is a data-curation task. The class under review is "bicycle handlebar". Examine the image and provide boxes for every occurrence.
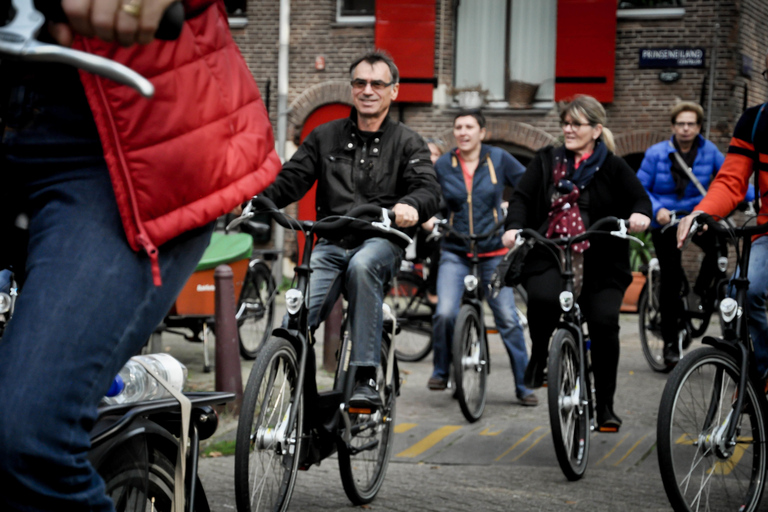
[694,213,768,239]
[0,0,185,98]
[436,214,507,244]
[228,195,414,246]
[518,216,643,249]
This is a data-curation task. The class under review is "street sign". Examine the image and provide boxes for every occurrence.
[639,48,705,69]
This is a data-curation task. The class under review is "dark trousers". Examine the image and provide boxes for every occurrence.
[651,226,721,347]
[525,267,624,410]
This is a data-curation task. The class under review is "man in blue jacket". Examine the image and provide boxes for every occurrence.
[637,101,727,365]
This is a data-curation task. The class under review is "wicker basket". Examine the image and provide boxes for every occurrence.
[508,80,539,108]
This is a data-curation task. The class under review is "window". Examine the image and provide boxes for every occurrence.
[337,0,375,23]
[454,0,556,104]
[225,0,246,17]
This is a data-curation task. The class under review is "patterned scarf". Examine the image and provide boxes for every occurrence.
[546,141,608,254]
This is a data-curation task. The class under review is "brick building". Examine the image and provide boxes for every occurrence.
[227,0,768,270]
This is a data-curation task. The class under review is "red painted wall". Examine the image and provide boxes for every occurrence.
[555,0,616,103]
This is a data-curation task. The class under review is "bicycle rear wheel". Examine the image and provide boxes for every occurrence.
[338,339,397,504]
[237,262,276,360]
[548,328,590,481]
[638,276,670,373]
[657,347,767,512]
[385,272,433,362]
[97,436,210,512]
[452,305,488,423]
[235,337,303,512]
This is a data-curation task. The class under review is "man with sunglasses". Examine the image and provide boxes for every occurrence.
[637,102,731,366]
[262,51,440,408]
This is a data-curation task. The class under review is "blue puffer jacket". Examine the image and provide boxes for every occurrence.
[637,135,726,228]
[435,144,525,254]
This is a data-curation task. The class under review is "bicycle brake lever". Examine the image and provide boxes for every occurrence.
[681,218,699,251]
[371,208,414,246]
[225,201,255,233]
[0,0,155,97]
[610,220,645,246]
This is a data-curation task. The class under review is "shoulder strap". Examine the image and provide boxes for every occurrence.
[671,151,708,196]
[751,103,767,212]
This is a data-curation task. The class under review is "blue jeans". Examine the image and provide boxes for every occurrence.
[431,250,531,399]
[306,238,402,367]
[737,235,768,377]
[0,75,213,511]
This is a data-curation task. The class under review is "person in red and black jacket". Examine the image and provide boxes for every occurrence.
[677,50,768,380]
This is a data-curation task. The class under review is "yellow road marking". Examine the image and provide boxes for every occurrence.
[396,426,463,458]
[394,423,417,434]
[480,426,502,436]
[495,426,543,462]
[613,434,650,466]
[512,430,551,462]
[596,433,630,465]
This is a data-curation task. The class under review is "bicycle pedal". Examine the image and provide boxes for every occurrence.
[597,425,620,433]
[486,328,499,335]
[348,407,373,415]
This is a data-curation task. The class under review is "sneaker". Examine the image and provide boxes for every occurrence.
[524,358,546,389]
[596,405,623,433]
[427,377,448,391]
[518,393,539,407]
[349,378,382,411]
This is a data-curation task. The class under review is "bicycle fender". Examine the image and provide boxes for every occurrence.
[271,327,306,356]
[702,336,742,361]
[89,417,178,468]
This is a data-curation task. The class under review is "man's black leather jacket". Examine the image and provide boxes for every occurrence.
[263,109,441,248]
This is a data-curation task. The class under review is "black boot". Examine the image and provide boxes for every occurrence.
[349,366,382,411]
[524,354,546,389]
[596,404,623,433]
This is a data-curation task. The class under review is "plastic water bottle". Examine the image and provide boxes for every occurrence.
[102,353,188,405]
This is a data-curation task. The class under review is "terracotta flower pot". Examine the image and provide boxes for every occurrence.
[620,271,646,313]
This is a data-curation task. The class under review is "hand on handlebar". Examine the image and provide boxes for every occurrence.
[676,211,706,249]
[392,203,418,228]
[627,212,651,233]
[53,0,179,47]
[502,229,519,248]
[656,207,671,226]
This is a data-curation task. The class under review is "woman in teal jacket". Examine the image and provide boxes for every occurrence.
[424,110,536,406]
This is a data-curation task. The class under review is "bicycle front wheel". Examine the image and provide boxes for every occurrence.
[235,337,303,512]
[657,347,768,512]
[452,305,488,423]
[385,272,433,362]
[548,328,590,481]
[237,263,276,360]
[638,278,669,373]
[338,339,397,504]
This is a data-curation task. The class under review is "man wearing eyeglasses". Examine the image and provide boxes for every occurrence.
[637,101,727,366]
[262,51,440,408]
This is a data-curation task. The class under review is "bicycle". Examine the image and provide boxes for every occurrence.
[639,210,731,372]
[230,195,410,512]
[436,215,523,423]
[656,212,768,512]
[516,217,643,480]
[386,227,529,365]
[0,2,234,509]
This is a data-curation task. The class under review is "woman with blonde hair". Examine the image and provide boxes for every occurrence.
[502,95,652,430]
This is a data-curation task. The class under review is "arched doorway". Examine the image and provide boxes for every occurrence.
[295,103,352,260]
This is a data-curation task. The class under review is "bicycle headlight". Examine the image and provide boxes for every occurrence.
[717,256,728,273]
[464,275,478,292]
[719,297,739,323]
[0,292,10,314]
[285,289,304,315]
[559,291,574,312]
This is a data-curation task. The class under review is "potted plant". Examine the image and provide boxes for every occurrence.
[621,230,654,312]
[447,85,489,109]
